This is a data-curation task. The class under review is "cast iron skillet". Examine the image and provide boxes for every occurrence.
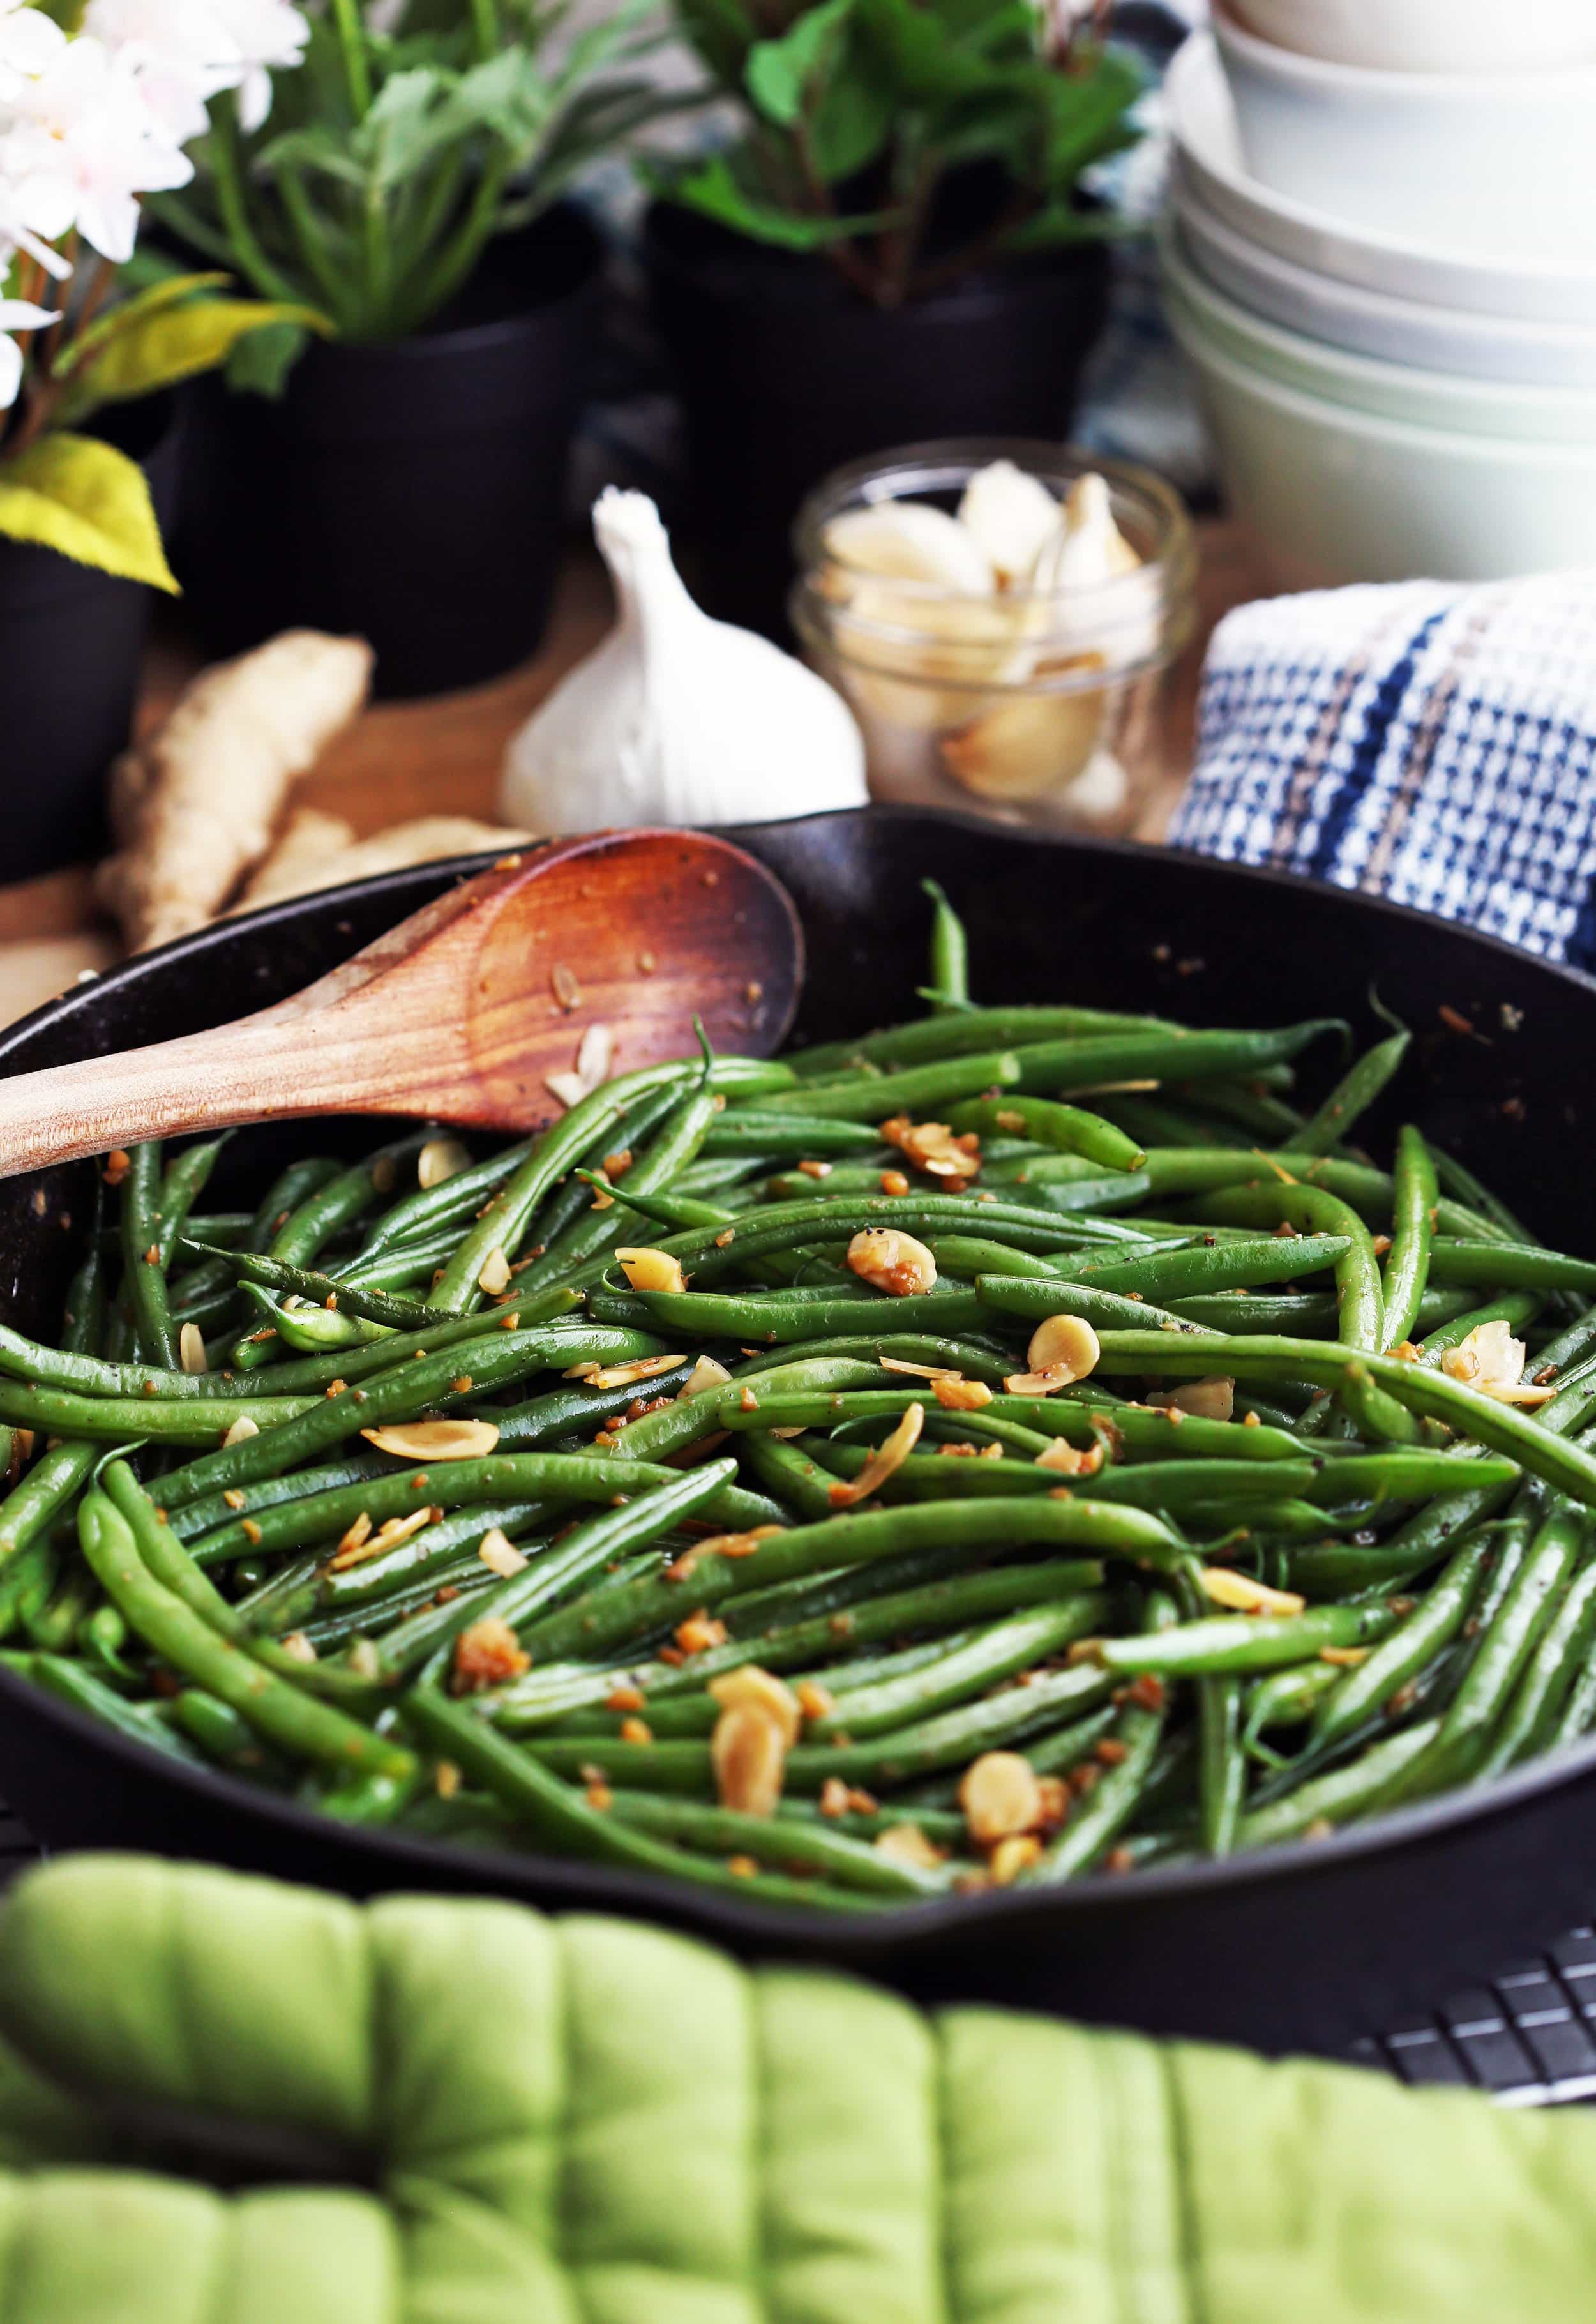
[0,806,1591,2056]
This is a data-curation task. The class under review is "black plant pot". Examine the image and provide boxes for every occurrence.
[179,204,603,699]
[645,200,1113,635]
[0,399,180,883]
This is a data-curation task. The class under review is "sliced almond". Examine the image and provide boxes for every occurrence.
[329,1510,373,1567]
[827,1401,924,1507]
[361,1419,501,1461]
[478,1527,528,1578]
[1442,1319,1556,1404]
[708,1663,801,1747]
[418,1136,472,1190]
[880,1114,981,1182]
[711,1701,787,1816]
[478,1247,512,1296]
[960,1751,1043,1846]
[280,1631,318,1664]
[333,1505,438,1570]
[585,1352,687,1390]
[933,1374,993,1411]
[872,1822,947,1871]
[178,1322,207,1376]
[222,1415,260,1449]
[1034,1436,1104,1476]
[545,1070,587,1109]
[681,1354,733,1398]
[616,1247,686,1295]
[1200,1568,1306,1617]
[988,1833,1042,1886]
[1025,1313,1101,1382]
[666,1523,784,1581]
[846,1227,937,1296]
[1148,1377,1235,1422]
[880,1356,958,1380]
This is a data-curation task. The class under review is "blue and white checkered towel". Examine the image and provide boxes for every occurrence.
[1169,573,1596,976]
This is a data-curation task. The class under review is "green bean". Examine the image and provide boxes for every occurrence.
[1411,1291,1542,1368]
[119,1142,179,1368]
[27,1652,202,1761]
[1295,1020,1410,1155]
[171,1689,293,1779]
[0,1441,99,1561]
[700,1113,885,1157]
[78,1493,413,1780]
[1309,1534,1493,1754]
[269,1133,431,1267]
[757,1052,1027,1122]
[805,1596,1110,1739]
[788,1004,1177,1081]
[0,1377,315,1445]
[1481,1562,1596,1776]
[358,1140,534,1260]
[1237,1721,1440,1849]
[1427,1239,1596,1298]
[948,1095,1145,1175]
[515,1495,1184,1670]
[183,1242,446,1329]
[921,876,971,1013]
[1138,1147,1489,1239]
[1382,1126,1437,1348]
[621,1283,990,1345]
[1095,1599,1397,1678]
[1242,1660,1346,1758]
[516,1071,724,1295]
[1187,1184,1383,1352]
[575,1174,732,1234]
[1026,1594,1178,1880]
[610,1786,956,1894]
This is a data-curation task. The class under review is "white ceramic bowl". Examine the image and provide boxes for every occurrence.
[1212,10,1596,262]
[1175,193,1596,391]
[1161,227,1596,447]
[1230,0,1596,74]
[1166,301,1596,589]
[1167,34,1596,328]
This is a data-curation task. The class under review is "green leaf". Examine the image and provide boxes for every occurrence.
[225,319,311,398]
[59,297,331,419]
[52,273,233,379]
[663,155,887,250]
[745,0,855,126]
[0,435,177,592]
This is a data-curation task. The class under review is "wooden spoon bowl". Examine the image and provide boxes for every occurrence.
[0,829,804,1177]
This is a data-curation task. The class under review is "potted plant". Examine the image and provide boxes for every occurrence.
[0,0,320,880]
[645,0,1142,630]
[155,0,682,697]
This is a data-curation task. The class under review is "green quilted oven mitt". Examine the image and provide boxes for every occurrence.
[0,1855,1592,2322]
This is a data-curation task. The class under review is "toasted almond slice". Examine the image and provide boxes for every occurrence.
[846,1227,937,1296]
[1147,1377,1235,1422]
[827,1400,924,1507]
[586,1352,688,1390]
[1025,1313,1101,1382]
[479,1527,528,1578]
[616,1247,686,1295]
[711,1701,787,1816]
[960,1751,1043,1846]
[880,1356,958,1380]
[988,1834,1042,1885]
[478,1247,512,1296]
[1034,1437,1104,1476]
[544,1070,587,1109]
[281,1631,318,1664]
[329,1510,374,1568]
[681,1354,733,1398]
[418,1136,472,1190]
[1200,1567,1306,1617]
[665,1523,784,1581]
[575,1022,614,1090]
[872,1822,947,1870]
[361,1419,501,1461]
[709,1664,801,1747]
[933,1374,993,1411]
[1442,1318,1558,1403]
[222,1415,260,1449]
[179,1322,207,1376]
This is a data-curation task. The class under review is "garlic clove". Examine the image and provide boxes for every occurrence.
[938,667,1108,801]
[1030,472,1143,591]
[823,501,995,593]
[500,490,866,834]
[957,460,1062,587]
[1026,473,1164,674]
[829,590,1032,734]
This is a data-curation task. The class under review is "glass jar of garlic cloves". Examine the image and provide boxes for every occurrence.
[791,441,1197,834]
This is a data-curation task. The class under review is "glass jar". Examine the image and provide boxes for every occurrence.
[792,439,1198,835]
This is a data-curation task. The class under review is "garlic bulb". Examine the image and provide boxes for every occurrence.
[501,490,867,833]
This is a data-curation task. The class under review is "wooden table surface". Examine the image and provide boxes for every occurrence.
[0,517,1261,1027]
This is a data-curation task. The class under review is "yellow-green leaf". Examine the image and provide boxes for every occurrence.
[52,273,234,379]
[0,435,177,592]
[67,298,331,410]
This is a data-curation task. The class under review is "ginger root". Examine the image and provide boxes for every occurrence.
[234,815,532,914]
[97,631,373,950]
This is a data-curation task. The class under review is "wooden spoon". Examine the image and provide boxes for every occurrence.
[0,829,804,1178]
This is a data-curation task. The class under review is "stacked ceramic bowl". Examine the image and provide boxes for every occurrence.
[1164,4,1596,585]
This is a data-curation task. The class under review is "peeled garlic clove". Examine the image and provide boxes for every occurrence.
[939,674,1108,801]
[1032,472,1143,590]
[823,501,995,593]
[1028,473,1163,672]
[957,460,1062,587]
[501,490,866,833]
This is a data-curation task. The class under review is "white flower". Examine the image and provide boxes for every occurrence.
[84,0,239,144]
[206,0,308,131]
[0,34,192,264]
[1441,1320,1556,1405]
[0,296,61,409]
[0,1,64,102]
